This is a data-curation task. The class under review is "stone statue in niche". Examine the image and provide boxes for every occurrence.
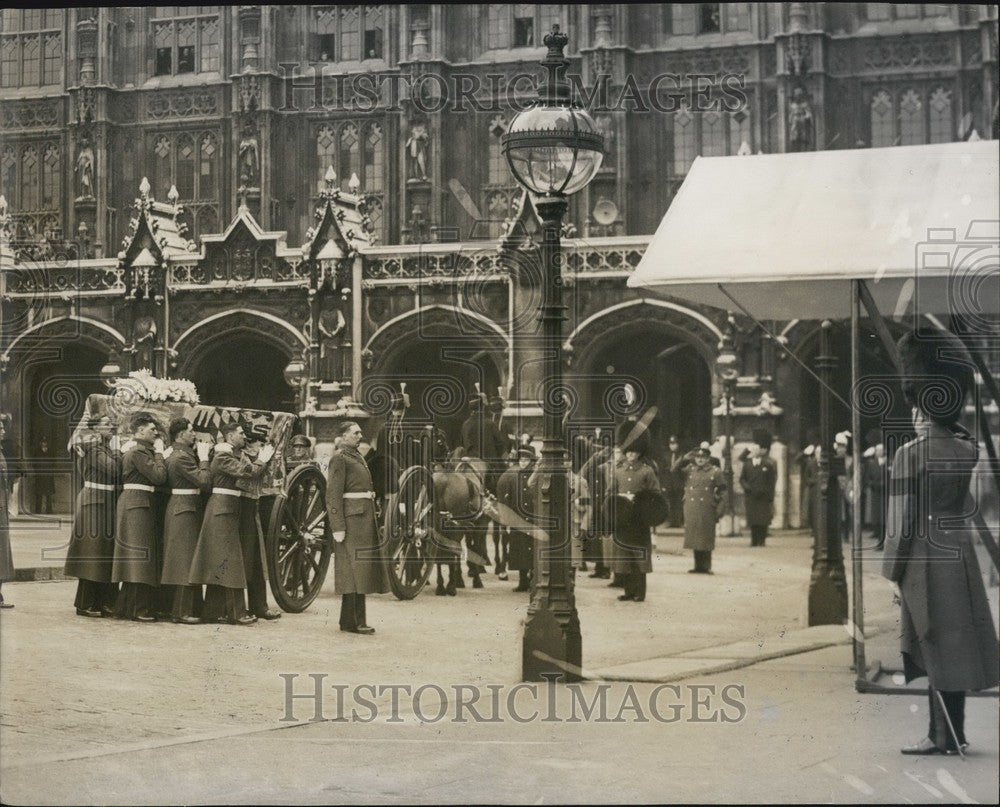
[405,123,429,181]
[75,138,95,200]
[788,86,814,152]
[238,127,260,187]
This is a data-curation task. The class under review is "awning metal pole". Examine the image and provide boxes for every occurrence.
[851,279,867,684]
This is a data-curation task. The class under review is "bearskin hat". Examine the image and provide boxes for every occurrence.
[897,327,973,426]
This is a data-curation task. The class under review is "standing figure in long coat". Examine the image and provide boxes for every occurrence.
[189,421,273,625]
[610,428,660,602]
[662,435,686,528]
[675,442,726,574]
[112,412,167,621]
[65,416,120,616]
[497,445,538,593]
[580,439,613,579]
[884,328,999,756]
[237,432,282,621]
[740,429,777,547]
[0,413,14,608]
[160,418,212,623]
[327,420,388,634]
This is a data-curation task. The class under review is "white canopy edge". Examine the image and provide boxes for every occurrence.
[627,141,999,320]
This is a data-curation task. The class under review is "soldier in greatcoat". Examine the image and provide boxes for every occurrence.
[65,416,120,616]
[884,327,999,755]
[496,444,538,593]
[238,432,282,620]
[327,420,389,634]
[740,429,777,547]
[0,413,14,608]
[160,418,212,624]
[662,435,686,527]
[674,442,726,574]
[189,421,273,625]
[111,412,168,621]
[610,424,661,602]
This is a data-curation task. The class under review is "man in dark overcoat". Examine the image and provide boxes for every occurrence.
[111,412,167,621]
[675,442,726,573]
[610,425,661,602]
[189,421,273,625]
[327,420,389,634]
[580,437,613,579]
[662,435,686,527]
[740,429,777,547]
[238,431,282,620]
[160,418,212,623]
[65,416,120,616]
[883,327,999,755]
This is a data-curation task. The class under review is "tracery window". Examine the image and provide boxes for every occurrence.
[487,4,564,50]
[669,105,752,176]
[869,86,954,148]
[314,121,386,239]
[0,9,63,88]
[312,6,385,62]
[151,7,221,77]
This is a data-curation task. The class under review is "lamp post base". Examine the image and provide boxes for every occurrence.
[523,602,582,683]
[808,561,848,625]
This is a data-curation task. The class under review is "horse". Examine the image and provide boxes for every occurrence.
[429,446,496,595]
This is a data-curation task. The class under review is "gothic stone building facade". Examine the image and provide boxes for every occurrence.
[1,4,997,520]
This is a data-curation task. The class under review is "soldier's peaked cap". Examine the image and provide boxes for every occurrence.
[752,428,772,450]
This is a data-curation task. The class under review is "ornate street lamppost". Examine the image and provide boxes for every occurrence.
[502,25,604,682]
[715,324,739,537]
[808,319,848,624]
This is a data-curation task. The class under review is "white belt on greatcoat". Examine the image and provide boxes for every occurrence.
[84,481,115,491]
[212,487,243,497]
[343,491,375,499]
[123,483,155,492]
[171,488,200,495]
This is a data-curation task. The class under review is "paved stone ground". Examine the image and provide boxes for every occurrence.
[1,526,996,804]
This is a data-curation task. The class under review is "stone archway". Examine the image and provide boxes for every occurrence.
[567,299,722,462]
[174,310,307,411]
[364,306,507,449]
[2,317,121,515]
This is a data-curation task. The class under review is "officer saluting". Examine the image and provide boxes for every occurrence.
[327,421,389,634]
[675,442,726,573]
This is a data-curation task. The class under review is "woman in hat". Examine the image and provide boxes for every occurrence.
[674,442,726,573]
[884,327,999,755]
[610,423,661,602]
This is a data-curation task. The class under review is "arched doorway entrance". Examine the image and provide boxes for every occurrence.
[22,342,108,514]
[189,336,296,412]
[374,339,503,451]
[569,301,718,471]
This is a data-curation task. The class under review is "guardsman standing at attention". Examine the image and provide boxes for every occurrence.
[740,429,777,547]
[238,430,282,621]
[112,412,168,621]
[327,420,389,634]
[189,421,274,625]
[675,442,726,573]
[160,418,212,624]
[65,416,121,617]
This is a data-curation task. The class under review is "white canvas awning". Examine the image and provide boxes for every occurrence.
[627,141,1000,319]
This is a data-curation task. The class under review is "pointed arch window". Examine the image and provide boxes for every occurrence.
[41,143,60,208]
[870,90,894,147]
[339,124,361,189]
[928,88,952,144]
[176,134,196,199]
[487,115,509,186]
[20,147,39,210]
[898,89,925,145]
[314,120,386,240]
[0,147,16,202]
